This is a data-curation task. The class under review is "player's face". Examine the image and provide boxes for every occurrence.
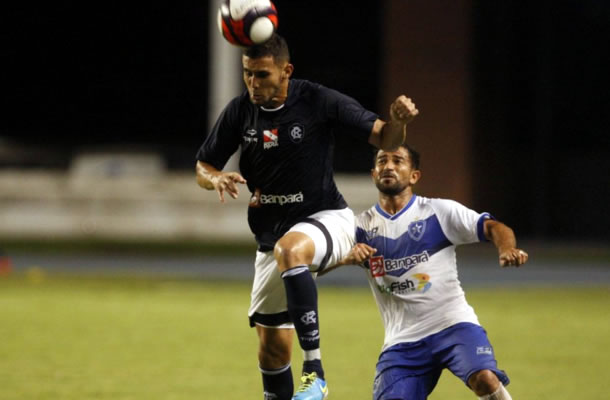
[242,55,291,108]
[372,147,420,196]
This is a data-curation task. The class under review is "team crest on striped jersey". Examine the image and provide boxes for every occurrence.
[408,220,426,241]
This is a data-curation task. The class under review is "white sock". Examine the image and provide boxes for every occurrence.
[303,349,321,361]
[479,384,512,400]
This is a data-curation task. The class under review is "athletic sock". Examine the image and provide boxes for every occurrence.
[302,359,324,380]
[478,384,513,400]
[260,364,293,400]
[281,265,324,379]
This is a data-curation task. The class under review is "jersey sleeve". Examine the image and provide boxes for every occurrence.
[354,210,374,269]
[195,97,242,170]
[354,210,371,244]
[320,86,378,141]
[429,199,493,245]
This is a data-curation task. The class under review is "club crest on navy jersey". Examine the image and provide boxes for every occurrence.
[288,123,305,143]
[408,220,426,241]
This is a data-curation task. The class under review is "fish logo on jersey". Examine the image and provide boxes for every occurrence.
[263,128,279,149]
[413,273,432,292]
[289,123,304,143]
[375,273,432,295]
[408,220,427,241]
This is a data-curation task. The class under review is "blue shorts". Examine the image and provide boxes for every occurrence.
[373,323,509,400]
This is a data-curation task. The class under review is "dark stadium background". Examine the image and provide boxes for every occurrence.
[2,1,609,240]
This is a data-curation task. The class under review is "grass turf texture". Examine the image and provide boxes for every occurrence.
[1,273,608,399]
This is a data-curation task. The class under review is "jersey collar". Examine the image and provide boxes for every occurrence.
[260,103,285,112]
[260,80,292,112]
[375,194,417,221]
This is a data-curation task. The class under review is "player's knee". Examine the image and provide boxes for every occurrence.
[273,240,293,272]
[259,338,291,368]
[274,233,314,271]
[468,369,500,396]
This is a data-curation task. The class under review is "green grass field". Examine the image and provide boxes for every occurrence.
[1,272,609,399]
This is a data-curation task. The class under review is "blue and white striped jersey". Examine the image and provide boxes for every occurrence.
[355,195,492,350]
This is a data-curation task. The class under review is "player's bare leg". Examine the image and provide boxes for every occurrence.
[469,370,513,400]
[256,325,294,400]
[275,232,328,399]
[257,325,293,368]
[275,232,316,269]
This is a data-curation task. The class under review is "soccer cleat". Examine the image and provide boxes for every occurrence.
[292,372,328,400]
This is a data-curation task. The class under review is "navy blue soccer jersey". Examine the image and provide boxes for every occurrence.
[196,79,378,251]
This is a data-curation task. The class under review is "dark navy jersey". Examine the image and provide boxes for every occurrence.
[196,79,378,251]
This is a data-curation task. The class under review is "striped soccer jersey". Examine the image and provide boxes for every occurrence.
[355,195,492,351]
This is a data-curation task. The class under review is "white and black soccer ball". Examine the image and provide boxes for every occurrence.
[217,0,278,47]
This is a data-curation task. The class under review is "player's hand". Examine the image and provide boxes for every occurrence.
[213,172,246,203]
[344,243,377,265]
[499,248,528,267]
[319,243,377,277]
[390,95,418,124]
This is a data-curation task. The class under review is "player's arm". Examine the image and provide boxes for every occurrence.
[318,243,377,276]
[195,160,247,203]
[368,95,419,150]
[483,219,529,267]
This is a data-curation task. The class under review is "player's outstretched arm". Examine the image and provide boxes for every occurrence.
[483,219,529,267]
[368,95,419,150]
[318,243,377,276]
[195,160,246,203]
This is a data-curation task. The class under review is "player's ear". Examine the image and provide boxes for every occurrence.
[410,170,421,185]
[281,63,294,80]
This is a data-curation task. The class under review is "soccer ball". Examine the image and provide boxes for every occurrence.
[217,0,278,47]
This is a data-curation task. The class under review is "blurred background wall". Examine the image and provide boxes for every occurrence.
[1,0,609,244]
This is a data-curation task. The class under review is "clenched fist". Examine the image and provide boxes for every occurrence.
[390,95,418,124]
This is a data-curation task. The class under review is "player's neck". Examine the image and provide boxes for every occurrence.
[264,94,287,109]
[378,190,414,216]
[265,80,290,109]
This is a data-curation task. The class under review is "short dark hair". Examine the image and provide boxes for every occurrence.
[403,143,420,170]
[374,143,421,170]
[242,33,290,64]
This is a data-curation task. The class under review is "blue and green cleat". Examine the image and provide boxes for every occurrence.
[292,372,328,400]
